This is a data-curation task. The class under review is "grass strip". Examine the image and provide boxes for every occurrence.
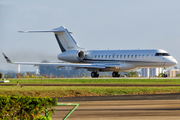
[0,86,180,97]
[5,78,180,84]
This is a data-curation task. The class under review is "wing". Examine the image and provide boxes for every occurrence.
[2,53,138,71]
[2,53,105,69]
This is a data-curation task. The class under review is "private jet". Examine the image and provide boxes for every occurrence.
[3,26,178,77]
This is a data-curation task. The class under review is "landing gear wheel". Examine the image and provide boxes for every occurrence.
[112,72,120,77]
[162,74,168,77]
[96,73,99,77]
[117,74,120,77]
[91,72,99,78]
[112,72,116,77]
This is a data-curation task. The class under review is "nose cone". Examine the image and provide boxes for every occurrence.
[173,58,178,65]
[166,57,178,67]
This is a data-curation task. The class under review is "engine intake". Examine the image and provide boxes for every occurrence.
[77,51,85,60]
[58,50,85,62]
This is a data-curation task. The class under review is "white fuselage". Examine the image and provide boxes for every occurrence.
[3,26,177,78]
[58,49,178,72]
[12,26,177,75]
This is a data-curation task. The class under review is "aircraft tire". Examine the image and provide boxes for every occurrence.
[96,73,99,77]
[112,72,120,77]
[162,74,168,77]
[117,74,120,77]
[91,72,99,78]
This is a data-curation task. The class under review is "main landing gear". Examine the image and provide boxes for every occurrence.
[112,72,120,77]
[91,72,99,78]
[91,71,120,78]
[162,74,168,77]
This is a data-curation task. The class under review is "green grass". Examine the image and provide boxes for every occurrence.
[6,78,180,84]
[2,78,180,97]
[0,86,180,97]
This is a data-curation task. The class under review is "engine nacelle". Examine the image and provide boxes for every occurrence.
[58,50,85,62]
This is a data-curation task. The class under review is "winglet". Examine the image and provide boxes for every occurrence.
[2,53,12,63]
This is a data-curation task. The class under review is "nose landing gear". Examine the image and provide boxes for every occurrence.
[162,74,168,77]
[162,68,168,77]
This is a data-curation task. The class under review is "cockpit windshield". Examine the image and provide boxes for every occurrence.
[155,53,170,56]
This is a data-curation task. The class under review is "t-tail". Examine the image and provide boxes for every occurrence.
[19,26,85,52]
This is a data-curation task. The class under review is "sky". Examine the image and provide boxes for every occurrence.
[0,0,180,72]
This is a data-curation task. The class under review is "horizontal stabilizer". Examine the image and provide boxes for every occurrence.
[18,26,66,33]
[18,26,82,53]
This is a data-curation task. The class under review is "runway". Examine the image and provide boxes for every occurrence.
[52,100,180,120]
[51,93,180,119]
[1,83,180,86]
[57,93,180,102]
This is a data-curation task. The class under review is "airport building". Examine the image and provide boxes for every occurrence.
[167,69,180,77]
[141,68,162,77]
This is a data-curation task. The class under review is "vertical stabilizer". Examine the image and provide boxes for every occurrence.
[54,26,85,52]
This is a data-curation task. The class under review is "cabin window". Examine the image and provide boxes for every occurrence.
[139,55,141,58]
[135,55,137,58]
[120,55,122,58]
[127,55,129,58]
[112,55,115,58]
[101,55,103,58]
[98,55,100,58]
[109,55,111,58]
[142,55,144,58]
[117,55,119,58]
[105,55,107,58]
[124,55,126,58]
[131,55,133,58]
[95,55,97,58]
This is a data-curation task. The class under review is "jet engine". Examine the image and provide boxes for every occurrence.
[77,50,85,60]
[58,50,85,62]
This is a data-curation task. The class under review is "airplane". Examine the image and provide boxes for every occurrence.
[2,26,178,78]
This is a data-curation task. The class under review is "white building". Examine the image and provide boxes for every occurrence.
[167,69,180,77]
[141,68,148,77]
[141,68,162,77]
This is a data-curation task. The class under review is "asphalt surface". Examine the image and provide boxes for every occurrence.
[1,83,180,86]
[52,100,180,120]
[57,93,180,102]
[52,93,180,119]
